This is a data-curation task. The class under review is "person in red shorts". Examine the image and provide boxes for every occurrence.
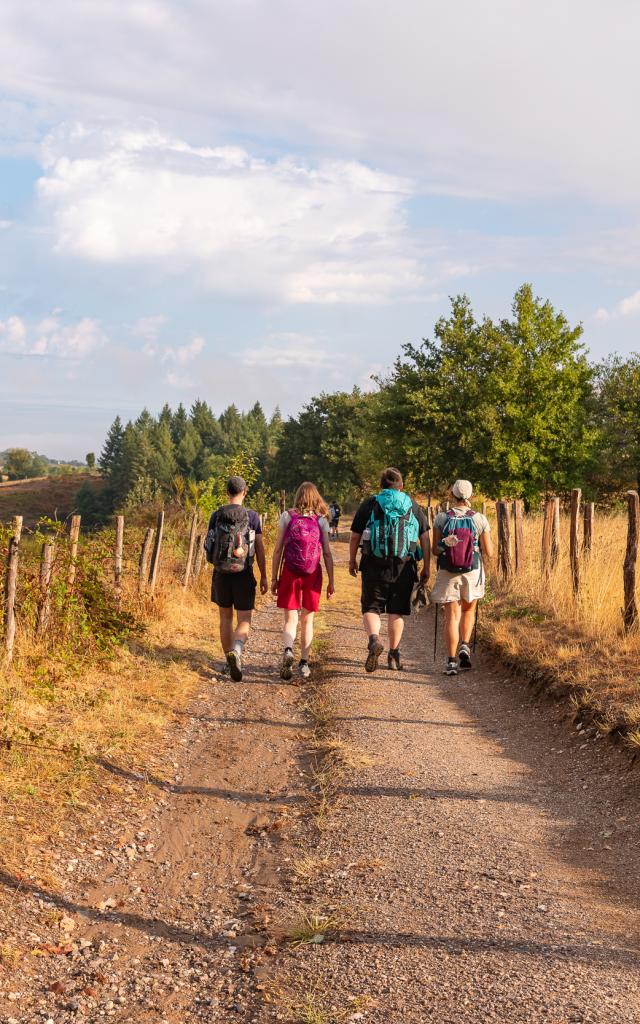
[271,482,335,681]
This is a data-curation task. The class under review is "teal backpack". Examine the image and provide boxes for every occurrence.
[367,489,421,561]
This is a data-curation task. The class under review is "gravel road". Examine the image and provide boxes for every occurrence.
[1,548,639,1023]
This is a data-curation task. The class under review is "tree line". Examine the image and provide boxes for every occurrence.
[81,284,640,521]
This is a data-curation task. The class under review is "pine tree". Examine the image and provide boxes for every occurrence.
[99,416,124,474]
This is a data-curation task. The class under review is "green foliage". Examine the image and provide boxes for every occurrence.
[3,448,49,480]
[85,452,96,469]
[592,355,640,495]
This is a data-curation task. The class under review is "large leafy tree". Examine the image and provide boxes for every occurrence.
[592,355,640,493]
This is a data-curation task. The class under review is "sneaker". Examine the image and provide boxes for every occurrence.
[280,648,294,681]
[458,643,472,670]
[387,649,403,671]
[226,650,243,682]
[444,657,458,676]
[298,660,311,680]
[365,638,384,673]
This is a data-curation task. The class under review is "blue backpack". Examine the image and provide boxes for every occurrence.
[367,489,421,561]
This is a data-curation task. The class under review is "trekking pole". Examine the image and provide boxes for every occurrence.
[433,602,438,662]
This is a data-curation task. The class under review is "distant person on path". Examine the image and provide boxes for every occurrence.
[205,476,268,681]
[431,479,493,675]
[328,500,342,540]
[349,467,430,672]
[271,482,335,681]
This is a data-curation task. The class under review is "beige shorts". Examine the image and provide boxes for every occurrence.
[430,566,485,604]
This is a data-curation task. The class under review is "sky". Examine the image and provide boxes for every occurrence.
[1,0,640,460]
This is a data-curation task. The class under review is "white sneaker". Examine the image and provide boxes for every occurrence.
[298,660,311,680]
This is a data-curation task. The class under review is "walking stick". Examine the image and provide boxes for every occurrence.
[433,602,438,662]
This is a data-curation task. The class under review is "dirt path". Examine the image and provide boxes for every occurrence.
[2,546,640,1023]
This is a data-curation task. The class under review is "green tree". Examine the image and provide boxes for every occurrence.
[593,355,640,493]
[99,416,124,475]
[86,452,96,470]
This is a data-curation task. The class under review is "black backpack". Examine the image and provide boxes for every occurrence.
[205,505,252,573]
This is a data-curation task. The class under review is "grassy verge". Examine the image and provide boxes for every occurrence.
[481,512,640,746]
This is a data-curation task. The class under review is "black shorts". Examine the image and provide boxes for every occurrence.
[211,569,256,611]
[360,559,417,616]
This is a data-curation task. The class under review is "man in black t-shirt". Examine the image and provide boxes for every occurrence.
[350,467,430,673]
[208,475,268,681]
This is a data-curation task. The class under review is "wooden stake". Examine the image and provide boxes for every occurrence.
[583,502,594,556]
[138,528,155,594]
[481,500,487,516]
[148,510,165,594]
[3,516,23,664]
[542,497,560,574]
[193,533,205,580]
[551,496,560,568]
[512,499,524,573]
[623,490,639,632]
[183,510,199,590]
[67,515,81,588]
[36,541,55,635]
[114,515,124,595]
[569,488,581,595]
[279,490,286,514]
[496,500,513,579]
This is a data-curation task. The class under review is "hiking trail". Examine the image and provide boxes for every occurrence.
[1,542,639,1023]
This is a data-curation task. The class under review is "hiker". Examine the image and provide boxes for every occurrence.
[430,479,493,675]
[349,467,430,672]
[328,500,342,540]
[271,482,335,681]
[205,475,268,681]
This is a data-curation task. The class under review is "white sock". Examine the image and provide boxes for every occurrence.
[233,638,245,657]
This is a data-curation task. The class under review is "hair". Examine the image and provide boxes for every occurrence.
[293,481,329,517]
[380,466,403,489]
[226,475,247,497]
[449,486,472,507]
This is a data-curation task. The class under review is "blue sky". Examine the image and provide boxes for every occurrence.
[1,0,639,459]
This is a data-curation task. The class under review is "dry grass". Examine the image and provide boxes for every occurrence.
[286,910,343,946]
[483,511,640,739]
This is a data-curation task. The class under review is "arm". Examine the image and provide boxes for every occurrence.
[254,535,268,594]
[270,523,287,594]
[431,526,442,557]
[418,531,430,580]
[349,531,361,577]
[480,529,494,560]
[321,531,335,597]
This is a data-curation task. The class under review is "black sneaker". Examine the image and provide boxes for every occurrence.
[365,639,384,673]
[280,648,294,681]
[458,643,472,670]
[444,657,458,676]
[387,649,402,671]
[226,650,243,681]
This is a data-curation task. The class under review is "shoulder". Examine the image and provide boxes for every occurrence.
[433,512,447,530]
[410,500,429,527]
[473,512,490,533]
[317,515,330,535]
[279,511,291,529]
[246,508,262,531]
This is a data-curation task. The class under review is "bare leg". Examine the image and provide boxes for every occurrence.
[219,606,234,652]
[300,610,315,660]
[282,609,298,650]
[387,613,405,649]
[233,610,252,647]
[363,611,382,638]
[444,602,462,658]
[460,600,477,644]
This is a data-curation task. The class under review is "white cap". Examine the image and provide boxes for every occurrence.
[452,479,473,500]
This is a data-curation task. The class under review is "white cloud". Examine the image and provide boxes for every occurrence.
[593,288,640,322]
[0,314,107,357]
[36,121,421,305]
[242,333,333,369]
[162,334,205,366]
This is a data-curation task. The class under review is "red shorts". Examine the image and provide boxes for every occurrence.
[277,563,322,612]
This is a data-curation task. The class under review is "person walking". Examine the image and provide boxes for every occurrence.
[349,467,430,672]
[271,482,335,681]
[328,500,342,540]
[205,475,268,681]
[430,479,493,675]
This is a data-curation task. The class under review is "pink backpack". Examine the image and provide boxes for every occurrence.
[284,511,322,574]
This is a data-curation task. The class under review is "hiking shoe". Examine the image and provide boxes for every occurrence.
[298,660,311,680]
[280,648,294,681]
[226,650,243,682]
[387,649,403,671]
[458,643,472,670]
[365,639,384,673]
[444,657,458,676]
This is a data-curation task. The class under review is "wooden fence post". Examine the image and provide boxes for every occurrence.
[496,500,513,579]
[279,490,286,514]
[192,533,205,581]
[569,488,581,595]
[148,510,165,594]
[481,500,487,517]
[541,497,560,575]
[67,515,81,588]
[551,496,560,567]
[138,528,155,594]
[623,490,639,632]
[183,510,199,590]
[114,515,124,596]
[512,499,524,573]
[4,516,23,665]
[583,502,594,556]
[36,541,55,635]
